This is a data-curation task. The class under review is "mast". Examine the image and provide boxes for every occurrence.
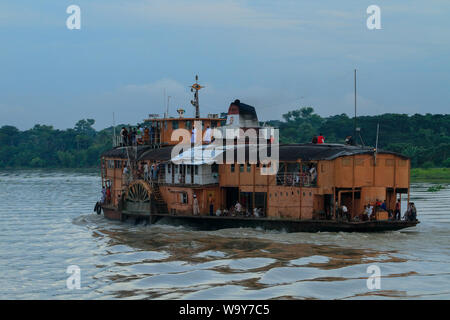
[190,75,203,118]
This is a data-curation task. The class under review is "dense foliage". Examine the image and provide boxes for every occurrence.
[1,107,450,168]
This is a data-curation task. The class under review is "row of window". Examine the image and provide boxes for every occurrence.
[170,120,225,130]
[342,158,407,167]
[269,190,312,198]
[167,163,219,175]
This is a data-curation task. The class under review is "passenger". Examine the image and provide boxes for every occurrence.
[127,126,132,146]
[311,135,318,144]
[123,165,129,184]
[235,201,242,215]
[208,195,214,216]
[137,126,143,144]
[131,128,137,145]
[106,186,111,204]
[368,203,375,220]
[317,133,325,144]
[345,135,355,146]
[120,127,128,146]
[341,204,348,220]
[215,208,222,217]
[410,203,417,221]
[144,127,150,144]
[143,163,149,181]
[101,186,106,204]
[380,200,387,211]
[395,199,401,220]
[150,164,155,181]
[404,203,411,221]
[204,125,212,144]
[191,126,197,145]
[193,194,200,215]
[361,205,369,221]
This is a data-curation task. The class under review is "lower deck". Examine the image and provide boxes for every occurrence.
[102,206,419,233]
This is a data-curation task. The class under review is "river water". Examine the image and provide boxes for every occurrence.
[0,170,449,299]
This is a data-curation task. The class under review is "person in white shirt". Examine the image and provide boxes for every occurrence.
[235,201,242,214]
[143,163,149,181]
[193,194,200,215]
[215,209,222,217]
[204,126,212,144]
[341,204,348,220]
[191,126,197,144]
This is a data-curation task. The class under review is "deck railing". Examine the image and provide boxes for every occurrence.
[276,173,317,187]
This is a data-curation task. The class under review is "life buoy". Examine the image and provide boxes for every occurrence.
[94,202,102,215]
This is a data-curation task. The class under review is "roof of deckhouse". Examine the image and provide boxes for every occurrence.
[277,143,409,161]
[101,143,408,163]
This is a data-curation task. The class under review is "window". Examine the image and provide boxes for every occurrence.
[355,159,364,166]
[342,158,351,167]
[115,160,122,169]
[212,163,219,173]
[231,164,235,173]
[386,159,395,167]
[194,166,199,175]
[247,163,251,172]
[186,121,192,130]
[172,121,179,129]
[399,159,407,167]
[211,120,218,128]
[187,165,191,174]
[168,164,171,173]
[181,192,188,204]
[239,164,244,172]
[175,165,179,173]
[107,160,114,169]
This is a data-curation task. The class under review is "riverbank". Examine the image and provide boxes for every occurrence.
[411,168,450,182]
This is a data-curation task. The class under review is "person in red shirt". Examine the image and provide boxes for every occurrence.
[317,133,325,144]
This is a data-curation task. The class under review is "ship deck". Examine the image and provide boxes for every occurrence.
[103,206,419,233]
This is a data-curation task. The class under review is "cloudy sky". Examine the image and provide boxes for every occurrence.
[1,0,449,130]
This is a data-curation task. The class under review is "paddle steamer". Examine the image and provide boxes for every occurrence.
[98,77,419,232]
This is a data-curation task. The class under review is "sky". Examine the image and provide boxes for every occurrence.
[0,0,449,130]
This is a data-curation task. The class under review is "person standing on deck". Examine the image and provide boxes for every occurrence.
[143,163,149,181]
[208,194,214,216]
[191,126,197,145]
[204,126,212,144]
[395,199,401,220]
[341,204,349,221]
[193,194,200,215]
[317,133,325,144]
[311,135,318,144]
[150,164,155,181]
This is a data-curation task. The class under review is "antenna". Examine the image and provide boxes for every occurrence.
[190,74,203,118]
[112,112,116,147]
[354,69,357,139]
[374,123,380,165]
[166,95,171,118]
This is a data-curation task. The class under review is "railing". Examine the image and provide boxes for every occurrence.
[276,173,317,187]
[112,132,162,148]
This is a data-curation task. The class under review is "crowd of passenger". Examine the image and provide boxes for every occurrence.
[119,125,156,146]
[192,197,265,218]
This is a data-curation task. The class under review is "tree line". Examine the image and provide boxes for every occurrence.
[1,108,450,168]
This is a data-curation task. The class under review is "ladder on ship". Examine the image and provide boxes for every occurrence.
[150,181,168,214]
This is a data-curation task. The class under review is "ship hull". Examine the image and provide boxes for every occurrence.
[101,207,419,233]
